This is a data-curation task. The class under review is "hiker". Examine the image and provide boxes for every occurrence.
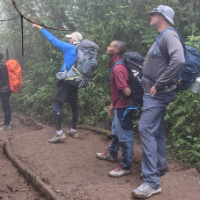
[0,52,11,131]
[96,40,134,177]
[131,5,185,199]
[32,24,83,143]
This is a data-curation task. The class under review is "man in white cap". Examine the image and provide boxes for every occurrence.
[132,5,185,199]
[32,24,83,142]
[66,32,83,45]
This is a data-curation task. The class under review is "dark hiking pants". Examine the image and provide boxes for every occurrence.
[53,99,78,131]
[0,92,11,126]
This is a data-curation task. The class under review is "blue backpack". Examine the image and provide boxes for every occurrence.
[154,27,200,90]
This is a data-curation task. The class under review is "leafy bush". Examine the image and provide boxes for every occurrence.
[165,33,200,166]
[166,90,200,164]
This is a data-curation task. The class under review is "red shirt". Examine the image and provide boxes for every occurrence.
[110,56,132,108]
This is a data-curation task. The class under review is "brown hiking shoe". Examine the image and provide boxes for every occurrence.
[96,150,117,162]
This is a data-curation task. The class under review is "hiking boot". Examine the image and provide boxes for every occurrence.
[96,150,117,162]
[49,133,66,143]
[1,120,13,126]
[0,125,11,131]
[140,168,169,179]
[132,183,161,199]
[67,130,78,138]
[108,164,131,177]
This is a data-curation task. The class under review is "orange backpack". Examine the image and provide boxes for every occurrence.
[6,60,22,93]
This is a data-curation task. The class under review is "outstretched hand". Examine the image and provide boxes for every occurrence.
[32,24,42,29]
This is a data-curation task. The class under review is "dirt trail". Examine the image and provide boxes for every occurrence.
[0,116,44,200]
[0,115,200,200]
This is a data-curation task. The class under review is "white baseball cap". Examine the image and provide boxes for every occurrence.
[66,32,83,44]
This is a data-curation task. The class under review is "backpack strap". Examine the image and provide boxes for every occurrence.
[172,29,186,49]
[110,59,124,99]
[121,107,138,125]
[155,27,186,65]
[153,27,174,55]
[110,59,123,73]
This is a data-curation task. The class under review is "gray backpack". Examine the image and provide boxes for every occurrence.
[64,40,99,88]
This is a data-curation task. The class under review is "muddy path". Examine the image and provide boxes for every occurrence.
[0,115,200,200]
[0,116,44,200]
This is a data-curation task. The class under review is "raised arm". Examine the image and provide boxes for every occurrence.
[32,24,73,52]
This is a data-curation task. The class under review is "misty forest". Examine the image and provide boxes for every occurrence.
[1,0,200,168]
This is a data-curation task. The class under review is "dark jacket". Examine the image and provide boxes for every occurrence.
[0,62,10,93]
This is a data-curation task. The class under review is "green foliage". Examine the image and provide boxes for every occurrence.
[186,31,200,50]
[1,0,200,166]
[165,33,200,165]
[196,161,200,173]
[166,90,200,164]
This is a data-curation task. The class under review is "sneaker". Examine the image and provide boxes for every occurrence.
[108,164,131,177]
[67,130,78,138]
[0,125,11,131]
[140,168,169,179]
[1,121,13,126]
[96,150,117,162]
[132,183,161,199]
[49,133,66,143]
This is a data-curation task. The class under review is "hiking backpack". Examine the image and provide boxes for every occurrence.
[64,39,99,88]
[111,52,144,107]
[6,60,22,93]
[155,27,200,90]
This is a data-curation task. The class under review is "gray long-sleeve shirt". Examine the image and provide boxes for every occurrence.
[142,29,185,94]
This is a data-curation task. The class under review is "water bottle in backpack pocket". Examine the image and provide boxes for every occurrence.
[191,77,200,93]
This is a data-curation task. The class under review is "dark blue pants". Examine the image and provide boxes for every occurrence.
[138,91,176,189]
[0,92,11,126]
[53,99,78,131]
[109,109,134,170]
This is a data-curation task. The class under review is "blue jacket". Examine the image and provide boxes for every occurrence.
[41,28,77,71]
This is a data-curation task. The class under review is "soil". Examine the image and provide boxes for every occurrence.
[0,116,44,200]
[0,115,200,200]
